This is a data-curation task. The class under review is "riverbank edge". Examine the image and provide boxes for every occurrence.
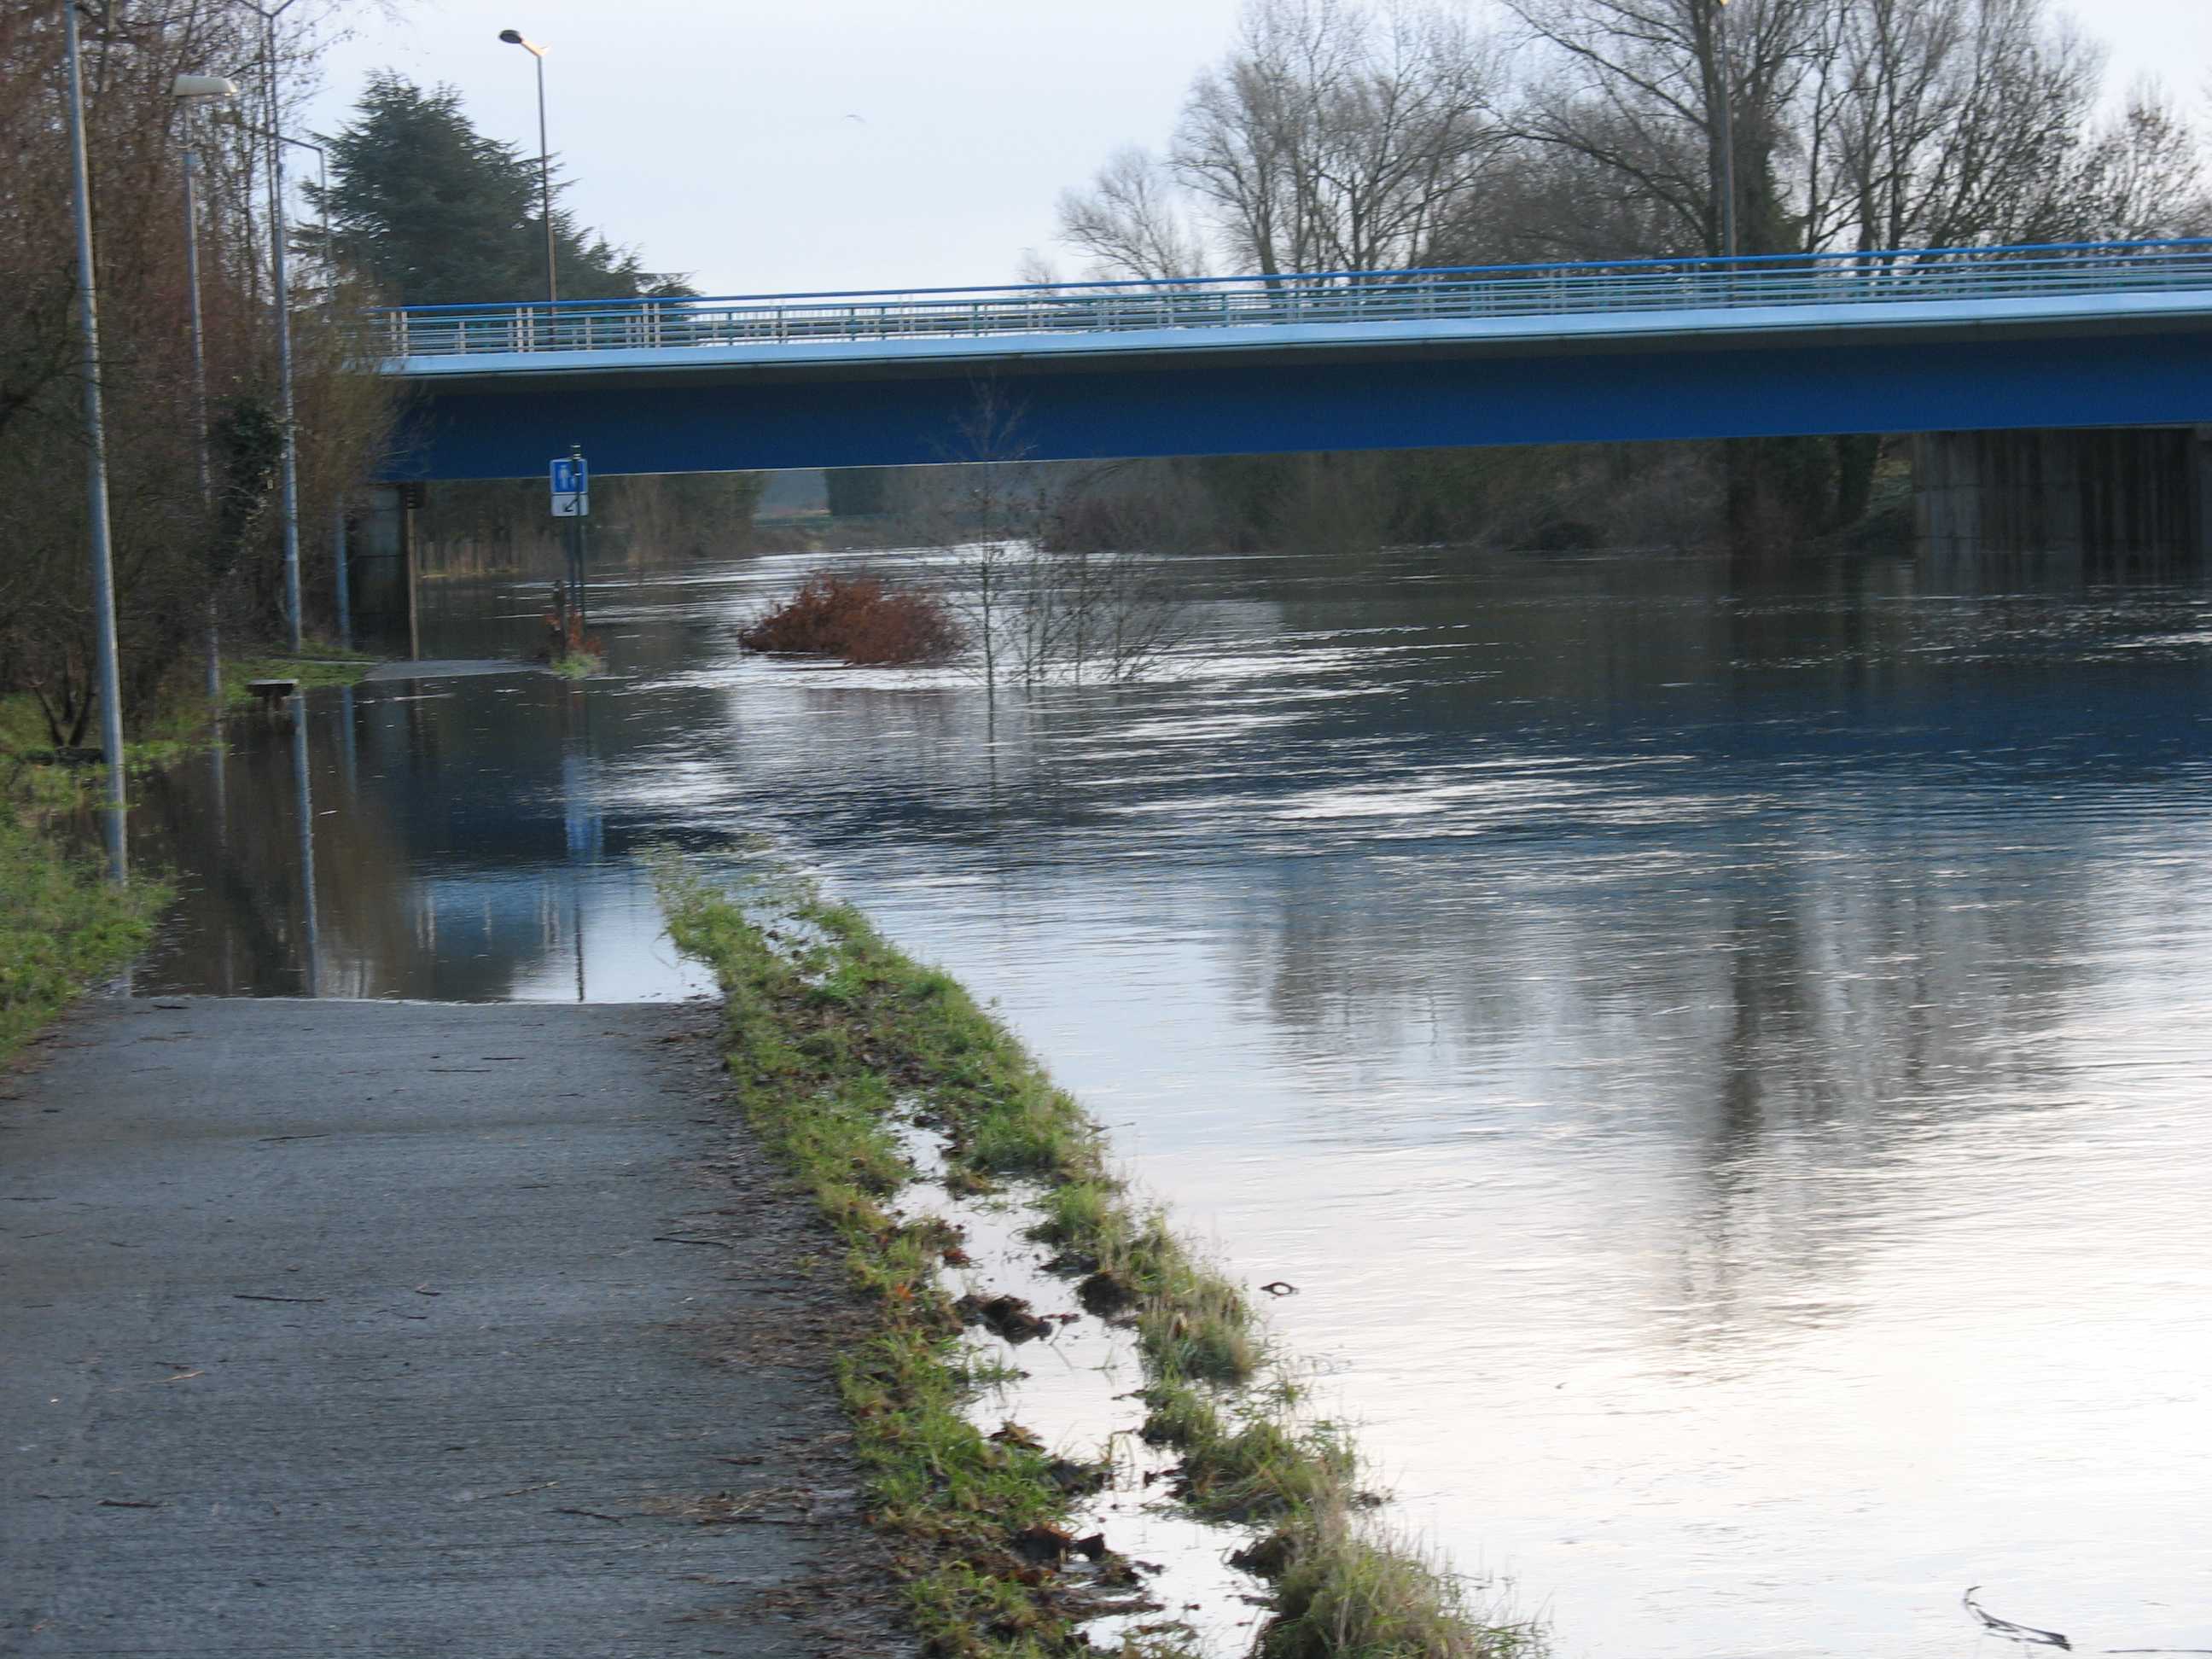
[661,870,1544,1659]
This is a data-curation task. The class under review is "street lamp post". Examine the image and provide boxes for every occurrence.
[173,74,238,704]
[1714,0,1738,262]
[242,0,305,653]
[61,0,128,882]
[498,29,557,306]
[222,114,350,648]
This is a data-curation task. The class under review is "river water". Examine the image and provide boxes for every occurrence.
[129,546,2212,1658]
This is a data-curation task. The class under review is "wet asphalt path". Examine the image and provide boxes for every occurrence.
[1,998,901,1657]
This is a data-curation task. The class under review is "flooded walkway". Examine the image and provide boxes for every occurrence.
[96,547,2212,1656]
[0,997,903,1657]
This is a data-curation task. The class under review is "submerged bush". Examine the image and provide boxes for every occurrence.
[738,571,966,667]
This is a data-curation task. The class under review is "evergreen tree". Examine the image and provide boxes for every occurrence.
[314,73,683,306]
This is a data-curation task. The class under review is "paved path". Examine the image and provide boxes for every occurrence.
[1,998,902,1658]
[362,660,548,683]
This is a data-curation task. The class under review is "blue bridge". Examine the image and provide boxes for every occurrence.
[364,240,2212,481]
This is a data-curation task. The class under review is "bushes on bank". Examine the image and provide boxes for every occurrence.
[738,571,967,667]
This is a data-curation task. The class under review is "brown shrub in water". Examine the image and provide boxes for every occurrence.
[737,572,967,667]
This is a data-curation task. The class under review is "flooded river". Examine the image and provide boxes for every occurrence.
[130,546,2212,1657]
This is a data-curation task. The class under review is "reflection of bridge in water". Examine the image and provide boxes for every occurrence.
[363,239,2212,487]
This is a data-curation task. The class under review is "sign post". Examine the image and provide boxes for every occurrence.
[550,449,590,645]
[550,453,588,518]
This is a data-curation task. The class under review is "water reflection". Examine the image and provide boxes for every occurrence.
[129,548,2212,1657]
[133,668,713,1002]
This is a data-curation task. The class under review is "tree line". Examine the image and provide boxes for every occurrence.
[0,0,387,743]
[0,3,707,748]
[1044,0,2210,545]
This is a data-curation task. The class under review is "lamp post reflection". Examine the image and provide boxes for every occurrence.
[338,681,359,798]
[561,681,602,1003]
[290,691,321,996]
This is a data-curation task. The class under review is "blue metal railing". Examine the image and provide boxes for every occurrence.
[360,238,2212,363]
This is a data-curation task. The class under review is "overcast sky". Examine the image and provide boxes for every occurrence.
[302,0,2212,299]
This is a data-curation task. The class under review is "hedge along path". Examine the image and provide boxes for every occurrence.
[661,869,1545,1659]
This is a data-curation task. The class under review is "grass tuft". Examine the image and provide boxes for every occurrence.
[1261,1499,1546,1659]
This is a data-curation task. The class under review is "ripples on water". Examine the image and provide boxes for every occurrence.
[132,547,2212,1658]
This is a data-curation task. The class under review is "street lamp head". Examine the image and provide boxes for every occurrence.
[498,28,546,55]
[172,73,240,102]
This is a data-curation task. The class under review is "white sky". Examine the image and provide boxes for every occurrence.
[303,0,2212,298]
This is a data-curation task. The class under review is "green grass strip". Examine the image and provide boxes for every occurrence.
[662,868,1545,1659]
[0,782,166,1067]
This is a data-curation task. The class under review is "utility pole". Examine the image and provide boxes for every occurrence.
[172,75,240,700]
[244,0,305,652]
[183,147,220,703]
[62,0,129,882]
[499,30,557,304]
[568,444,589,642]
[1715,0,1738,261]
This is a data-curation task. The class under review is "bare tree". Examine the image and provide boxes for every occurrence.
[1499,0,1837,258]
[1821,0,2103,253]
[1056,147,1209,280]
[1167,0,1510,274]
[1495,0,2208,264]
[2052,85,2212,242]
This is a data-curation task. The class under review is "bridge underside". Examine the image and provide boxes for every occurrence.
[381,323,2212,481]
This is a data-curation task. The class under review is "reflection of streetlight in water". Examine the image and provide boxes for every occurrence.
[291,692,321,996]
[562,684,603,1003]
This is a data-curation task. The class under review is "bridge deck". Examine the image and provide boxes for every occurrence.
[384,288,2212,383]
[363,238,2212,378]
[366,240,2212,480]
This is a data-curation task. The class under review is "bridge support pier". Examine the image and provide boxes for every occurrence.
[1913,427,2212,573]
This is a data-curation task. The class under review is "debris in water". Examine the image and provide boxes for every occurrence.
[1045,1457,1109,1496]
[1963,1586,2071,1650]
[1076,1270,1136,1318]
[1260,1280,1299,1296]
[1229,1530,1295,1579]
[1014,1522,1106,1563]
[953,1292,1056,1342]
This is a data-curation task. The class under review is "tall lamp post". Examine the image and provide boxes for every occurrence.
[61,0,127,881]
[173,74,239,705]
[1714,0,1738,261]
[221,114,350,647]
[498,29,557,305]
[242,0,305,652]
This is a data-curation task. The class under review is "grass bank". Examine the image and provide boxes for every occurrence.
[0,699,166,1067]
[212,648,377,707]
[662,870,1543,1659]
[131,652,377,771]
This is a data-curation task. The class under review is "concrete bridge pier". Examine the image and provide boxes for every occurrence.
[1913,427,2212,574]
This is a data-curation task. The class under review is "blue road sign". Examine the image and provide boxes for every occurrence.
[550,455,589,517]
